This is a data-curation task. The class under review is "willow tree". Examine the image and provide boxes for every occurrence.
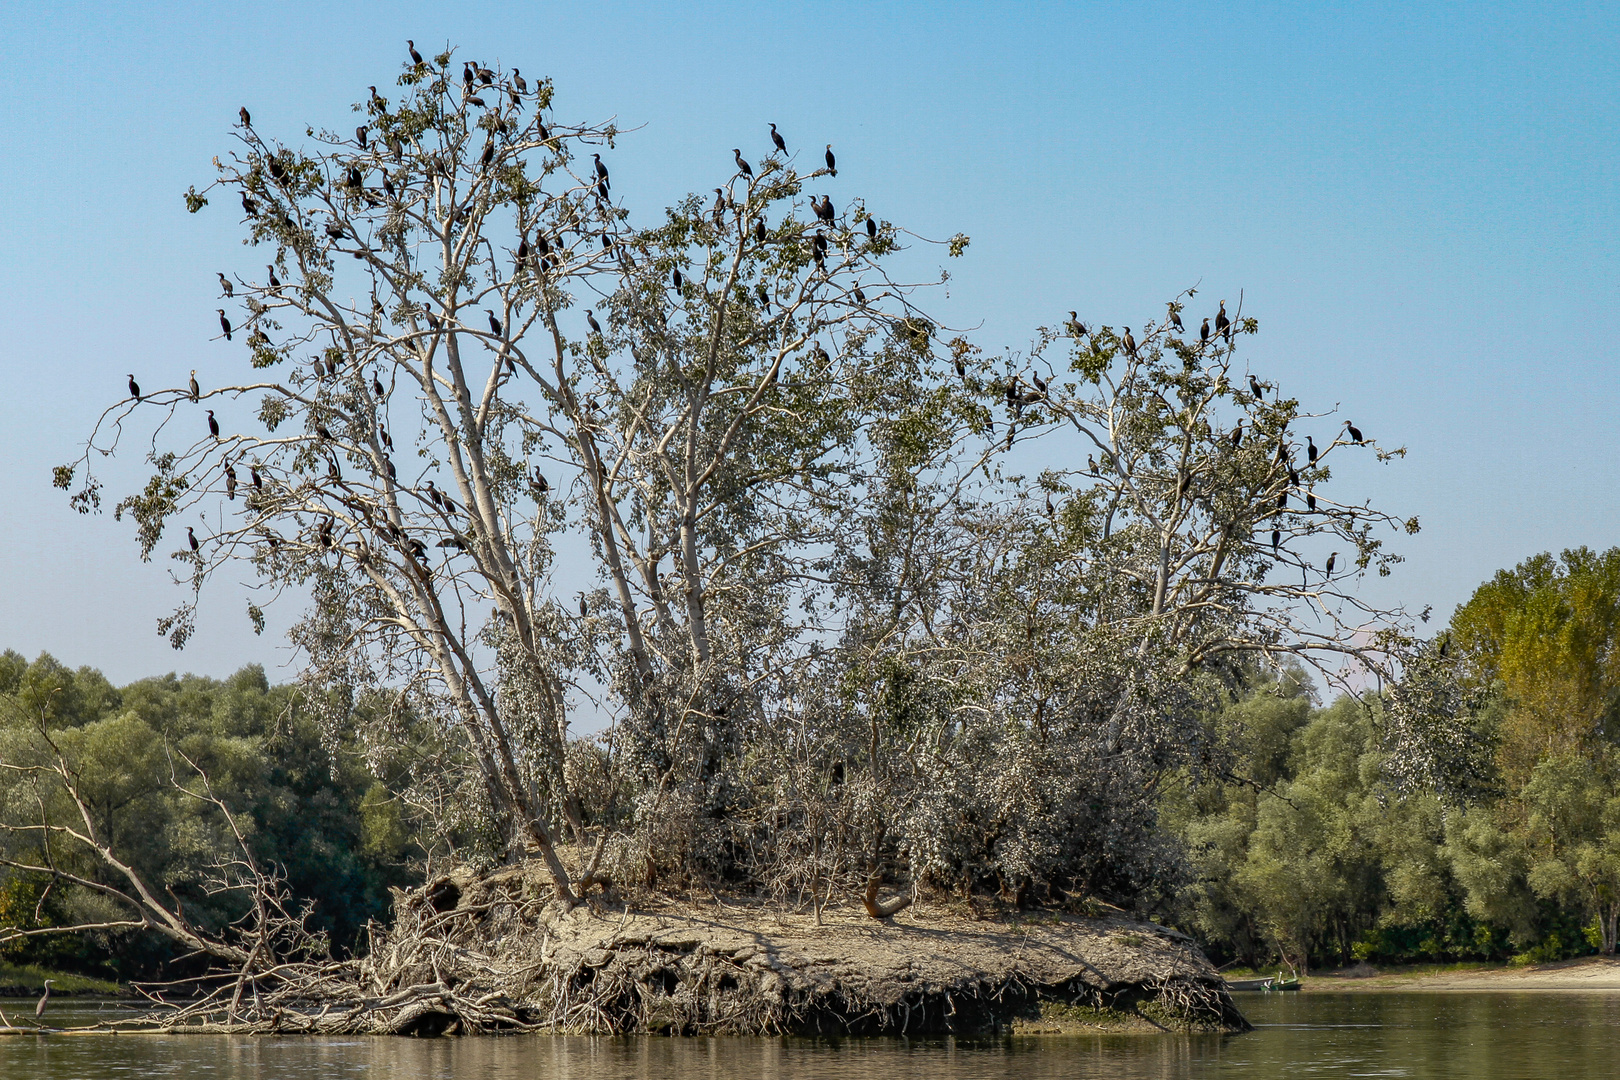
[58,48,963,903]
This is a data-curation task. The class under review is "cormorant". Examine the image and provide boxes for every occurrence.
[1230,421,1243,448]
[533,469,548,496]
[1439,635,1450,659]
[217,272,233,298]
[225,464,237,500]
[476,64,494,85]
[852,283,866,305]
[346,165,364,188]
[1306,491,1317,511]
[1278,491,1287,510]
[1343,420,1364,445]
[424,480,443,508]
[513,70,527,95]
[866,216,877,238]
[1325,551,1338,576]
[1121,327,1137,357]
[579,595,588,618]
[384,457,397,481]
[812,230,828,254]
[1307,436,1318,464]
[465,95,486,108]
[207,409,220,439]
[314,420,332,441]
[672,267,683,290]
[188,371,200,403]
[733,149,752,177]
[1288,465,1299,487]
[369,85,385,111]
[1170,306,1184,332]
[481,142,494,167]
[586,309,602,335]
[1249,374,1264,398]
[1067,311,1086,338]
[1045,493,1054,516]
[1032,372,1047,394]
[373,373,385,398]
[241,193,258,217]
[407,40,424,66]
[955,356,966,380]
[267,155,286,182]
[824,144,836,176]
[593,154,609,189]
[267,265,280,289]
[1200,317,1210,345]
[755,218,767,243]
[487,309,502,336]
[814,195,835,222]
[251,464,262,490]
[517,236,529,264]
[239,106,251,128]
[771,123,786,153]
[1215,300,1230,343]
[1271,528,1280,553]
[127,374,141,400]
[187,527,199,552]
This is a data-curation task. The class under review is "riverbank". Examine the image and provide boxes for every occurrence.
[0,965,122,998]
[1299,957,1620,991]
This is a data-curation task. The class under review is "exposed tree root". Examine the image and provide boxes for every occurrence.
[78,862,1246,1037]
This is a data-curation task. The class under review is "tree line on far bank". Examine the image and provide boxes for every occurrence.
[4,546,1617,979]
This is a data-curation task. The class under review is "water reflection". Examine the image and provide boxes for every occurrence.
[5,993,1620,1078]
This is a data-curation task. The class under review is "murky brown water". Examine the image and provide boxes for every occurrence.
[5,992,1620,1077]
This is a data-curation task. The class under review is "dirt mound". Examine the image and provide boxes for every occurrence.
[355,862,1248,1036]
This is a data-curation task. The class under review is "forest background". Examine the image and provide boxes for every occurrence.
[5,545,1619,978]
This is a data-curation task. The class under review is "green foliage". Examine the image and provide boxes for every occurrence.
[0,652,424,979]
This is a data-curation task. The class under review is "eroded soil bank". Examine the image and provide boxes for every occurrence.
[360,862,1249,1036]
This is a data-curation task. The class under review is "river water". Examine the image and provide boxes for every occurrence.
[5,992,1619,1078]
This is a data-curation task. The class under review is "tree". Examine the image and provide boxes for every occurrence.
[55,45,1423,919]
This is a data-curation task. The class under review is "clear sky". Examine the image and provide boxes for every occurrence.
[0,1,1614,686]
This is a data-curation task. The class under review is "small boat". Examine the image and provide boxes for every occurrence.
[1223,977,1275,992]
[1268,977,1302,992]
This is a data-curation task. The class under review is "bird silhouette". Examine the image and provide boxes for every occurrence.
[188,371,200,403]
[217,310,233,340]
[1307,436,1319,464]
[593,154,610,189]
[586,309,603,336]
[127,374,141,401]
[1215,300,1230,343]
[239,106,251,128]
[733,149,752,178]
[824,144,837,176]
[217,272,234,298]
[207,410,220,439]
[1325,551,1338,576]
[486,309,502,336]
[1343,420,1364,445]
[187,527,199,552]
[1170,306,1184,332]
[1121,327,1137,358]
[1248,374,1264,398]
[770,123,787,153]
[407,40,423,66]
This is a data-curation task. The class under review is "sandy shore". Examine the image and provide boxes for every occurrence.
[1304,956,1620,991]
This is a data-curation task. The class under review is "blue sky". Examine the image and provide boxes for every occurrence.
[1,1,1615,684]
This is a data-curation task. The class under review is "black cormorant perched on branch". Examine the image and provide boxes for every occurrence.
[733,149,752,177]
[1215,300,1230,343]
[1199,317,1210,345]
[486,309,502,336]
[1343,420,1364,445]
[1067,312,1086,338]
[239,106,251,128]
[1121,327,1137,358]
[207,410,220,440]
[593,154,610,189]
[586,309,602,336]
[513,70,527,95]
[225,464,237,501]
[1249,374,1264,398]
[1306,491,1317,511]
[266,265,280,289]
[127,374,140,401]
[241,193,258,217]
[1271,528,1281,553]
[771,123,786,153]
[188,371,199,403]
[672,267,683,290]
[1307,436,1318,464]
[866,217,877,238]
[217,310,233,340]
[251,464,262,491]
[824,144,836,176]
[187,527,199,552]
[1170,306,1184,332]
[755,218,767,243]
[1230,421,1243,448]
[217,272,233,298]
[407,40,423,66]
[1325,551,1338,576]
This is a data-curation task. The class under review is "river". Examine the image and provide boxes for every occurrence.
[5,992,1618,1077]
